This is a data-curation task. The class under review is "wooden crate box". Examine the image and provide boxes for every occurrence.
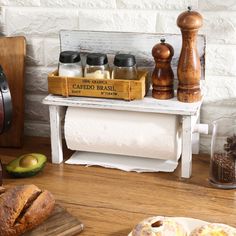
[48,70,148,101]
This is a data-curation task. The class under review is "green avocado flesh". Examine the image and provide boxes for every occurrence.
[6,153,47,178]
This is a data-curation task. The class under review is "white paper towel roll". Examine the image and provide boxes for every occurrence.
[65,107,182,160]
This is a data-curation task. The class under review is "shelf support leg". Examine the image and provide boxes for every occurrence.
[181,115,193,178]
[192,110,200,155]
[49,105,63,164]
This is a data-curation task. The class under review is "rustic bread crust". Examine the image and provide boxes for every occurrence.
[0,184,55,236]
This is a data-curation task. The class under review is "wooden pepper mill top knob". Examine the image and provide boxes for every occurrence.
[152,38,174,62]
[177,6,203,30]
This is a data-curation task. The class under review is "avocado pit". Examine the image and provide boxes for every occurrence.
[19,155,38,168]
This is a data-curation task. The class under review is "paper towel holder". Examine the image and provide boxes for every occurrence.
[43,93,205,179]
[43,30,206,179]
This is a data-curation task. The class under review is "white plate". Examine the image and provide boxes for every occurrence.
[128,217,208,236]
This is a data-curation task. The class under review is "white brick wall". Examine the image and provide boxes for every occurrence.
[0,0,235,154]
[78,10,156,32]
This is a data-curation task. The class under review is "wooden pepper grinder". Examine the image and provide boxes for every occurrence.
[152,38,174,100]
[177,6,203,102]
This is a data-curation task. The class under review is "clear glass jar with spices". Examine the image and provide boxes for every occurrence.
[58,51,83,77]
[84,53,110,79]
[112,54,138,80]
[210,117,236,189]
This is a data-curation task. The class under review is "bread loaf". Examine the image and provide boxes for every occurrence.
[0,184,55,236]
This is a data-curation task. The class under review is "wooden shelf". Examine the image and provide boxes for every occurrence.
[43,92,203,116]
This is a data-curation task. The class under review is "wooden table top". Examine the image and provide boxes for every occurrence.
[0,137,235,236]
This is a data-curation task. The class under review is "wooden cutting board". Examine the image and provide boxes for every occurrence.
[23,204,84,236]
[0,36,26,147]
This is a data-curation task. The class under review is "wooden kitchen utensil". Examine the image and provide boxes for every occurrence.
[152,38,174,100]
[177,7,203,103]
[0,36,26,147]
[23,204,84,236]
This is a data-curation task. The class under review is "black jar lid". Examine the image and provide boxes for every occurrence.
[59,51,81,63]
[86,53,108,66]
[114,54,136,67]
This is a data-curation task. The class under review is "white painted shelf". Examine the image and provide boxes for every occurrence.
[43,92,203,179]
[43,92,202,116]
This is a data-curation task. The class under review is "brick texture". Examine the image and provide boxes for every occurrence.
[206,44,236,76]
[204,76,236,103]
[25,94,49,122]
[5,8,79,36]
[202,12,236,44]
[40,0,116,9]
[199,0,236,11]
[25,66,53,94]
[26,37,44,66]
[117,0,198,10]
[78,10,156,32]
[0,0,40,6]
[24,121,50,137]
[44,38,60,66]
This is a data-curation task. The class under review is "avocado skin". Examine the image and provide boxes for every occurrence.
[7,163,46,178]
[6,153,47,178]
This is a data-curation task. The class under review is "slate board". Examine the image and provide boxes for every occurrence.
[23,204,84,236]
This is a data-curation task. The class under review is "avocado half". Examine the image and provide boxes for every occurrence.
[6,153,47,178]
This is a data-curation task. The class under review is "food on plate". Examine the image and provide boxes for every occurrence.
[130,216,187,236]
[190,223,236,236]
[6,153,47,177]
[0,184,55,236]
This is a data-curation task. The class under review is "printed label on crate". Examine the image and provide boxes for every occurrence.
[68,78,130,98]
[72,80,116,95]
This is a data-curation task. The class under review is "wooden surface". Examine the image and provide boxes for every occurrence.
[48,70,147,101]
[43,91,203,116]
[23,204,83,236]
[0,136,235,236]
[60,30,206,81]
[0,36,26,147]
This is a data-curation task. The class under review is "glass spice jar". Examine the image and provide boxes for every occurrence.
[112,54,138,80]
[58,51,83,77]
[210,117,236,189]
[84,53,110,79]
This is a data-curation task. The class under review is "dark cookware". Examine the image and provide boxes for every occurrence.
[0,65,12,134]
